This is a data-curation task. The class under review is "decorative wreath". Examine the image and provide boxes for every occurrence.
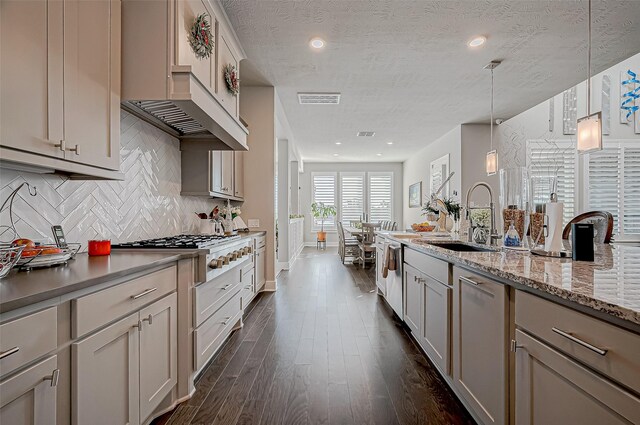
[224,64,239,96]
[188,13,213,60]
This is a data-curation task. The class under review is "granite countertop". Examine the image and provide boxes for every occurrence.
[378,232,640,328]
[0,251,198,314]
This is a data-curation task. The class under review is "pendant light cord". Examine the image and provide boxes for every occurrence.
[587,0,591,115]
[490,68,494,150]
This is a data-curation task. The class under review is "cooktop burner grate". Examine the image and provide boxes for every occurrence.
[112,234,240,250]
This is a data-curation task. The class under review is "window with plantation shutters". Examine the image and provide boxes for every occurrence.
[368,173,393,223]
[527,141,576,226]
[586,142,640,240]
[312,173,337,229]
[340,173,364,224]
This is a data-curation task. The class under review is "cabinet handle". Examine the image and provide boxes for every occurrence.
[131,287,157,300]
[510,339,524,352]
[43,369,60,387]
[54,140,79,155]
[0,346,19,360]
[133,319,143,332]
[142,314,153,325]
[222,283,233,290]
[221,317,232,325]
[244,285,252,290]
[551,327,608,356]
[460,276,482,286]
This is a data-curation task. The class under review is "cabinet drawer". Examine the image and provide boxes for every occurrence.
[0,307,57,378]
[194,291,242,371]
[404,248,449,284]
[194,267,242,327]
[241,257,254,278]
[255,235,266,249]
[516,290,640,395]
[73,266,177,338]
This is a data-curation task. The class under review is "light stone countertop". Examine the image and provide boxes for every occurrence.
[378,232,640,329]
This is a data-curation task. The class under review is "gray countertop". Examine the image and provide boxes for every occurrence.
[0,232,267,314]
[0,251,196,314]
[378,232,640,329]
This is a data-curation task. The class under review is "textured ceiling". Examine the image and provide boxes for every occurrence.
[222,0,640,162]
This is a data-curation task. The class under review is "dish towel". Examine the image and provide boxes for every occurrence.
[388,245,400,271]
[382,241,391,278]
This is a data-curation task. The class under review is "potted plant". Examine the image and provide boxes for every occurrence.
[311,202,336,242]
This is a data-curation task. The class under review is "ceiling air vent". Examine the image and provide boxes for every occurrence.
[357,131,375,137]
[298,92,341,105]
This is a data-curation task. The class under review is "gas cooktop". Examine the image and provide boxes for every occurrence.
[112,234,240,250]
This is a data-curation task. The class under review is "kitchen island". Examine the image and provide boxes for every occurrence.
[375,232,640,425]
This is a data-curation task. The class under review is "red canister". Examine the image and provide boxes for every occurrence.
[88,240,111,256]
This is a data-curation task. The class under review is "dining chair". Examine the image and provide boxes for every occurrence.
[357,222,380,269]
[337,222,359,264]
[562,211,614,244]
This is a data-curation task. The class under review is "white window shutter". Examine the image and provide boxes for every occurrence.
[340,173,364,224]
[368,173,393,223]
[312,173,337,229]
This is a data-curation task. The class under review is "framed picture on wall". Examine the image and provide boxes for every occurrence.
[409,182,422,208]
[430,154,450,198]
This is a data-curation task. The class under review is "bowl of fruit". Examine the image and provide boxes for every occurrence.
[411,222,436,233]
[11,238,73,270]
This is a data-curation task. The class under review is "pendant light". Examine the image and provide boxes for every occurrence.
[577,0,602,154]
[485,60,501,176]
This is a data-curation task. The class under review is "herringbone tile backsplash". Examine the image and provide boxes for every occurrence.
[0,110,217,250]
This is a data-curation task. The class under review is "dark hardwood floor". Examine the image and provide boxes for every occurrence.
[154,248,475,425]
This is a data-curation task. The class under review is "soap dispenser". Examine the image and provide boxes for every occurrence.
[504,221,521,247]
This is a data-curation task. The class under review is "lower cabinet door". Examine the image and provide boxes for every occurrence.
[73,313,140,425]
[403,264,423,336]
[514,329,640,425]
[0,355,58,425]
[452,268,508,425]
[139,293,177,423]
[421,277,451,375]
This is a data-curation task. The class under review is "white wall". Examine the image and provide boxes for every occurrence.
[497,52,640,170]
[299,162,403,244]
[402,126,462,228]
[461,124,499,207]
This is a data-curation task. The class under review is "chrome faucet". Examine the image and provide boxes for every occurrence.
[465,182,500,246]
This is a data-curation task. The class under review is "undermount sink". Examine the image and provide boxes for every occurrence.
[428,242,494,253]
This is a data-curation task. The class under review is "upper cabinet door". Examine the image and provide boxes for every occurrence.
[221,151,234,195]
[63,0,120,171]
[234,151,244,199]
[210,151,223,193]
[217,34,239,118]
[0,0,64,159]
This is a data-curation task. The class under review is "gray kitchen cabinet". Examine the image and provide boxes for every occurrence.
[217,33,240,118]
[0,355,58,425]
[139,293,177,423]
[73,312,140,425]
[422,276,451,375]
[375,243,386,296]
[73,292,178,425]
[513,329,640,425]
[0,0,121,177]
[234,151,245,199]
[452,266,508,425]
[255,247,266,291]
[403,263,423,336]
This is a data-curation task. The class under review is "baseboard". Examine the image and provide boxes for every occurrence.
[264,280,277,291]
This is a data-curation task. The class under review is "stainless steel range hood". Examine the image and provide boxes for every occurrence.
[121,0,248,151]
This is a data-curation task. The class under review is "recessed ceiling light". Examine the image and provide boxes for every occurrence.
[387,142,393,145]
[335,142,342,145]
[333,153,339,157]
[468,36,487,47]
[376,153,382,156]
[310,37,325,49]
